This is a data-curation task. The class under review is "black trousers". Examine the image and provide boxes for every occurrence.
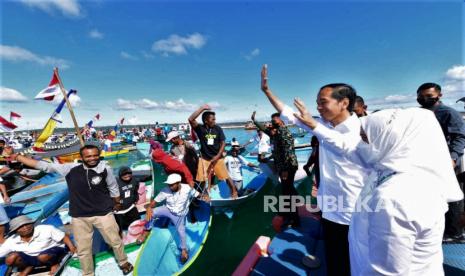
[279,167,300,224]
[445,174,464,237]
[321,218,351,276]
[115,207,140,231]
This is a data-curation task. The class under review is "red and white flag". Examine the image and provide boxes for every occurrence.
[10,111,21,122]
[35,71,61,101]
[0,116,18,132]
[95,113,101,120]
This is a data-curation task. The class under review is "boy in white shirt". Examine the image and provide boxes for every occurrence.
[224,143,257,195]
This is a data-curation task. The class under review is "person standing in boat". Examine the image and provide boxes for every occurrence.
[417,82,465,244]
[166,131,199,181]
[114,167,141,235]
[137,173,207,264]
[303,135,320,198]
[252,108,300,228]
[0,215,76,275]
[224,142,258,196]
[260,65,367,275]
[188,105,238,198]
[10,145,134,275]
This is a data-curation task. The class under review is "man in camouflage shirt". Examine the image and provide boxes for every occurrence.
[253,111,300,227]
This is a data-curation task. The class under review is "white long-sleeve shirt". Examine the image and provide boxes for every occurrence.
[281,105,368,225]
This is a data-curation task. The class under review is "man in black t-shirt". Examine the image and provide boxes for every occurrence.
[188,105,238,198]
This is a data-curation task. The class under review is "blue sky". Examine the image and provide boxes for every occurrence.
[1,0,464,130]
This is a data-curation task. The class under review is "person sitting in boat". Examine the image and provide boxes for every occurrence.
[0,163,37,204]
[166,131,199,181]
[114,167,141,236]
[137,173,208,264]
[224,142,258,196]
[0,215,76,275]
[151,141,195,187]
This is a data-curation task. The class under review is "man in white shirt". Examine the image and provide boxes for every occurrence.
[260,65,367,275]
[0,215,76,275]
[138,174,208,264]
[224,143,257,195]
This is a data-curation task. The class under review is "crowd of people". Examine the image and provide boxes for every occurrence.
[0,64,463,275]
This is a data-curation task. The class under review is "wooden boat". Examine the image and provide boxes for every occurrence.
[244,121,257,130]
[209,166,268,207]
[134,201,211,276]
[4,172,69,221]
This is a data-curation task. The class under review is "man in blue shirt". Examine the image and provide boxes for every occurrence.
[417,82,465,243]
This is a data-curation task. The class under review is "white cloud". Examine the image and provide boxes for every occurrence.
[128,116,141,125]
[114,98,222,112]
[89,29,104,39]
[152,33,207,56]
[0,45,70,69]
[50,93,81,107]
[0,87,28,102]
[19,0,81,17]
[136,98,159,109]
[141,51,155,59]
[245,48,260,60]
[445,65,465,81]
[442,65,465,101]
[120,51,138,60]
[115,98,137,110]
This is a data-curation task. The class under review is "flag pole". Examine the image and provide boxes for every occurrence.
[53,67,85,147]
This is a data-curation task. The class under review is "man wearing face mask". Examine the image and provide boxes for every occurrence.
[10,145,134,276]
[417,82,465,243]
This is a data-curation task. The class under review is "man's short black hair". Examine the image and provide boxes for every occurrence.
[79,144,101,156]
[202,111,216,124]
[355,96,365,105]
[417,82,441,94]
[0,139,5,145]
[271,112,281,119]
[320,83,357,112]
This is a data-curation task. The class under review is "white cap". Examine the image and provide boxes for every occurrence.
[166,131,180,142]
[164,173,182,185]
[231,141,240,147]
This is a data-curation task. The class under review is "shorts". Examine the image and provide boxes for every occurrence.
[196,158,229,182]
[0,204,9,225]
[114,206,140,231]
[15,246,67,267]
[233,180,243,192]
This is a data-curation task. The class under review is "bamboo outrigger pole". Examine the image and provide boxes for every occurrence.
[54,67,85,147]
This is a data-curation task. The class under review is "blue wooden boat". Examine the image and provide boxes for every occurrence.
[134,201,211,276]
[209,167,268,207]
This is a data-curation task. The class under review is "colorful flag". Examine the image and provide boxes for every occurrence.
[95,113,101,120]
[86,114,101,128]
[35,71,61,101]
[9,112,21,122]
[34,90,76,148]
[0,116,18,132]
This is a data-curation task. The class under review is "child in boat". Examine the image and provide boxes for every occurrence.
[224,142,258,196]
[138,174,208,264]
[0,215,76,275]
[114,167,141,236]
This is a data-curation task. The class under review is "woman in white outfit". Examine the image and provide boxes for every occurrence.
[294,104,463,275]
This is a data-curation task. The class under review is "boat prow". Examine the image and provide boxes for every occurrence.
[134,201,212,275]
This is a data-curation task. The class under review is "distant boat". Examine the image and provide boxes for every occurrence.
[244,121,257,130]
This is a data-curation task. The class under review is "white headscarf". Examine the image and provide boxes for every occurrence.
[359,107,462,203]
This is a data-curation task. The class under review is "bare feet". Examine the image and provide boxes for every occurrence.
[19,266,33,276]
[180,249,189,264]
[49,263,59,275]
[231,191,238,199]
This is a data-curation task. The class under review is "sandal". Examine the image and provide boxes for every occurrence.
[119,262,134,275]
